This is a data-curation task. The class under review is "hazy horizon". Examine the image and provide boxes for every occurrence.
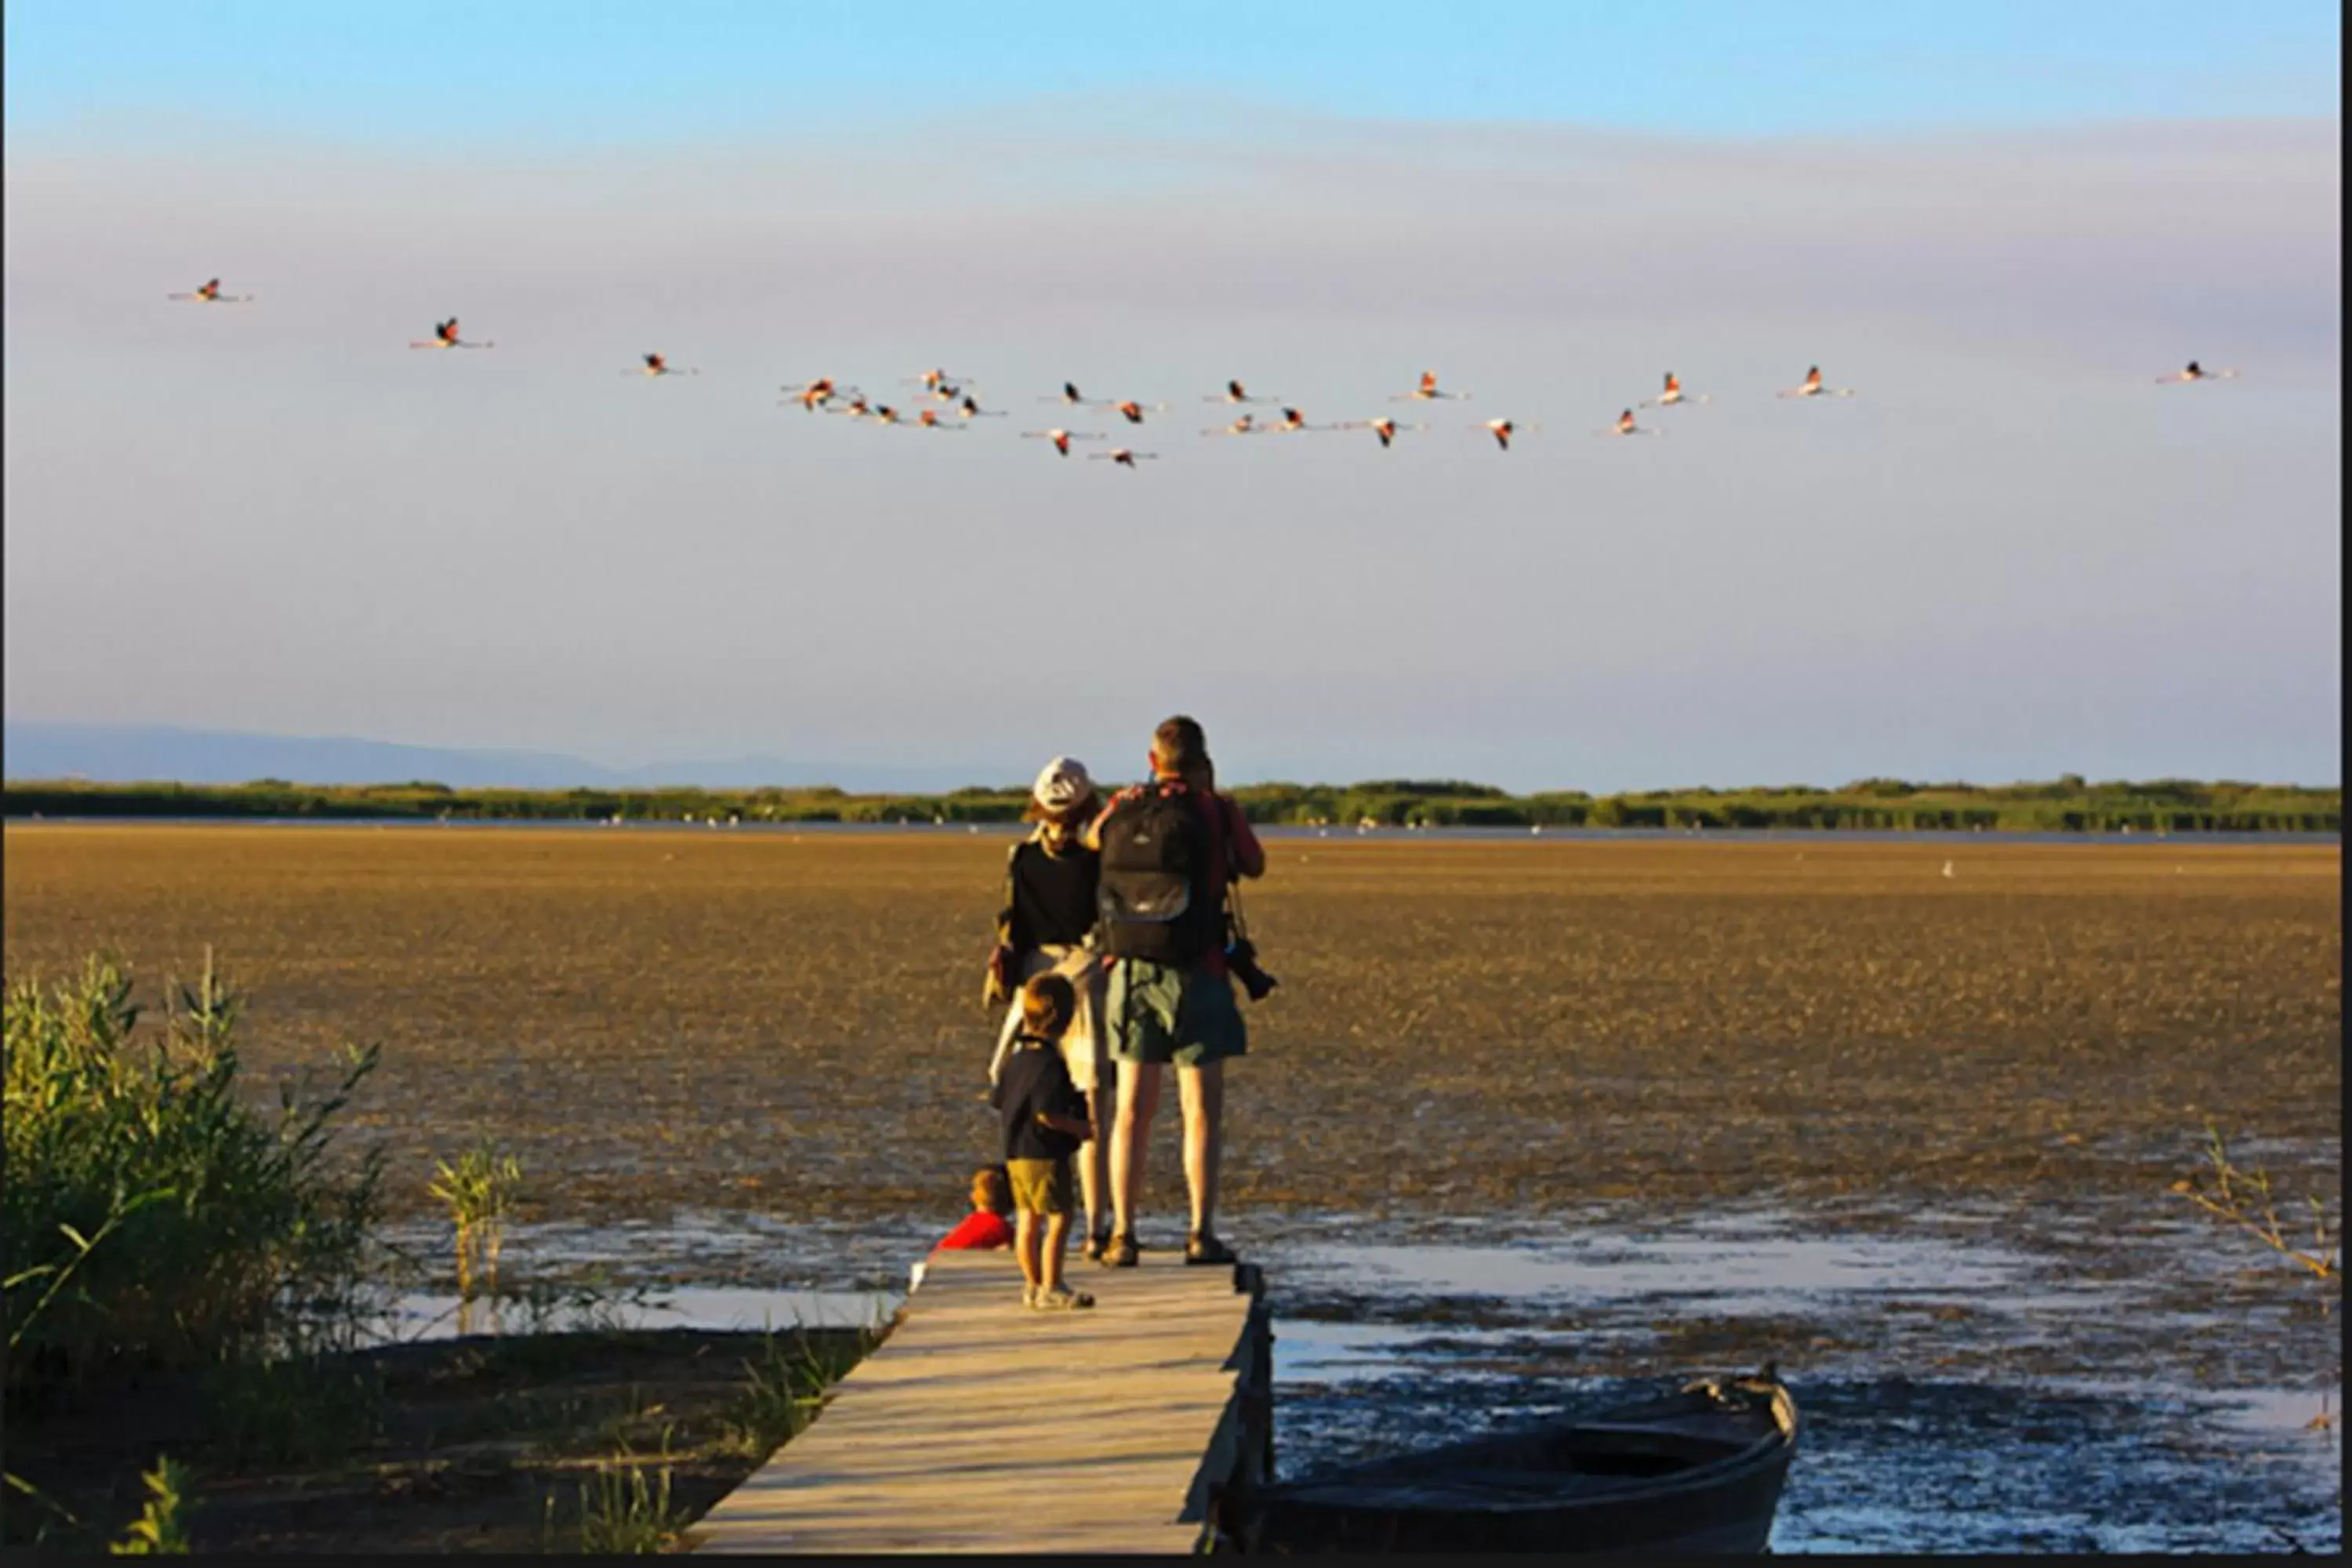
[5,8,2339,795]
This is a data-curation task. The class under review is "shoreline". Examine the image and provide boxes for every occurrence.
[4,815,2339,845]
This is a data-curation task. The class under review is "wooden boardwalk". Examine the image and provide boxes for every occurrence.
[690,1248,1272,1555]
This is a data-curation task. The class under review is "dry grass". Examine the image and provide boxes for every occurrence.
[2,825,2337,1224]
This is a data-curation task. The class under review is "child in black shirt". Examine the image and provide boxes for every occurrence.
[991,973,1098,1310]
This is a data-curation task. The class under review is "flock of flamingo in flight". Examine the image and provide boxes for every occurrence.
[168,278,2245,470]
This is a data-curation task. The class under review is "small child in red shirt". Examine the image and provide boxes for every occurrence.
[934,1166,1014,1252]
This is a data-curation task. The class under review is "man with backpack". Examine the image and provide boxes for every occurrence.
[1087,714,1267,1267]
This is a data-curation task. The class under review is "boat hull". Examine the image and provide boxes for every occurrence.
[1239,1374,1799,1555]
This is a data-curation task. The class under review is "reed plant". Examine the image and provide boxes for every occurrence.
[720,1322,877,1459]
[2171,1123,2339,1281]
[2,949,383,1388]
[106,1457,191,1555]
[568,1433,686,1555]
[427,1140,524,1326]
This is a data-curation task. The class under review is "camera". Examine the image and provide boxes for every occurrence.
[1227,937,1279,1003]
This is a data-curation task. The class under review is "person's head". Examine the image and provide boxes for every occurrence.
[1150,714,1209,783]
[970,1165,1010,1216]
[1023,755,1098,827]
[1020,971,1076,1041]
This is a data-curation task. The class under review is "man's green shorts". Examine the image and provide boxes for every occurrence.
[1104,958,1248,1068]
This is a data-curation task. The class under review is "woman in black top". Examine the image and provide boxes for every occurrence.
[984,756,1111,1258]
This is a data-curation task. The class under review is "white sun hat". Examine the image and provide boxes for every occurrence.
[1031,756,1094,818]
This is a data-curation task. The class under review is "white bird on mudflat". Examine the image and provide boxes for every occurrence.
[1641,372,1710,408]
[1777,365,1853,399]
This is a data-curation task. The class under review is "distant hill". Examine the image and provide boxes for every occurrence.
[0,720,998,794]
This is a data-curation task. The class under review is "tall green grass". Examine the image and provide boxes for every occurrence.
[2,950,383,1391]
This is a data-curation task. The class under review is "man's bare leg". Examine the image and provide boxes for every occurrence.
[1178,1059,1225,1238]
[1112,1061,1161,1240]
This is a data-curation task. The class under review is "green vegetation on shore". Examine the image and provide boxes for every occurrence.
[2,774,2337,833]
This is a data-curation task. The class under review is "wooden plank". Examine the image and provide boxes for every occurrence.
[689,1248,1263,1555]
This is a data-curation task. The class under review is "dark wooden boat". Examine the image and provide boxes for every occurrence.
[1236,1368,1799,1554]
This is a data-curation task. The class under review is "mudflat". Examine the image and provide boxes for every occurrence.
[3,825,2338,1225]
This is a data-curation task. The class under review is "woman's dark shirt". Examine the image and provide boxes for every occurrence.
[1008,837,1098,954]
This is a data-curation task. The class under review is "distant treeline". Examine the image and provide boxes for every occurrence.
[2,775,2338,833]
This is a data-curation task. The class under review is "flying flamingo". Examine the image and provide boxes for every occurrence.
[1203,379,1278,405]
[1201,414,1262,437]
[1641,372,1709,408]
[1041,380,1113,408]
[1392,370,1472,402]
[1089,448,1159,469]
[907,368,978,393]
[1021,427,1106,456]
[1110,399,1170,425]
[1265,406,1339,434]
[782,377,854,410]
[829,394,874,419]
[1596,408,1662,437]
[911,408,965,430]
[1777,365,1853,398]
[1479,418,1534,451]
[627,353,698,378]
[167,278,252,304]
[2156,361,2239,383]
[409,318,492,350]
[1334,416,1427,448]
[957,394,1007,419]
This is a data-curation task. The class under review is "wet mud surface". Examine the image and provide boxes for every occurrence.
[5,826,2339,1551]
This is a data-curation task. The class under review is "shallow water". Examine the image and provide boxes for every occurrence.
[378,1203,2341,1553]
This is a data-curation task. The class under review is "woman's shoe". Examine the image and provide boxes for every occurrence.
[1101,1232,1139,1268]
[1082,1226,1112,1264]
[1032,1286,1095,1310]
[1185,1232,1237,1265]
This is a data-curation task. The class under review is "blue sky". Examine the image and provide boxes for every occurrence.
[6,2,2341,145]
[2,6,2341,791]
